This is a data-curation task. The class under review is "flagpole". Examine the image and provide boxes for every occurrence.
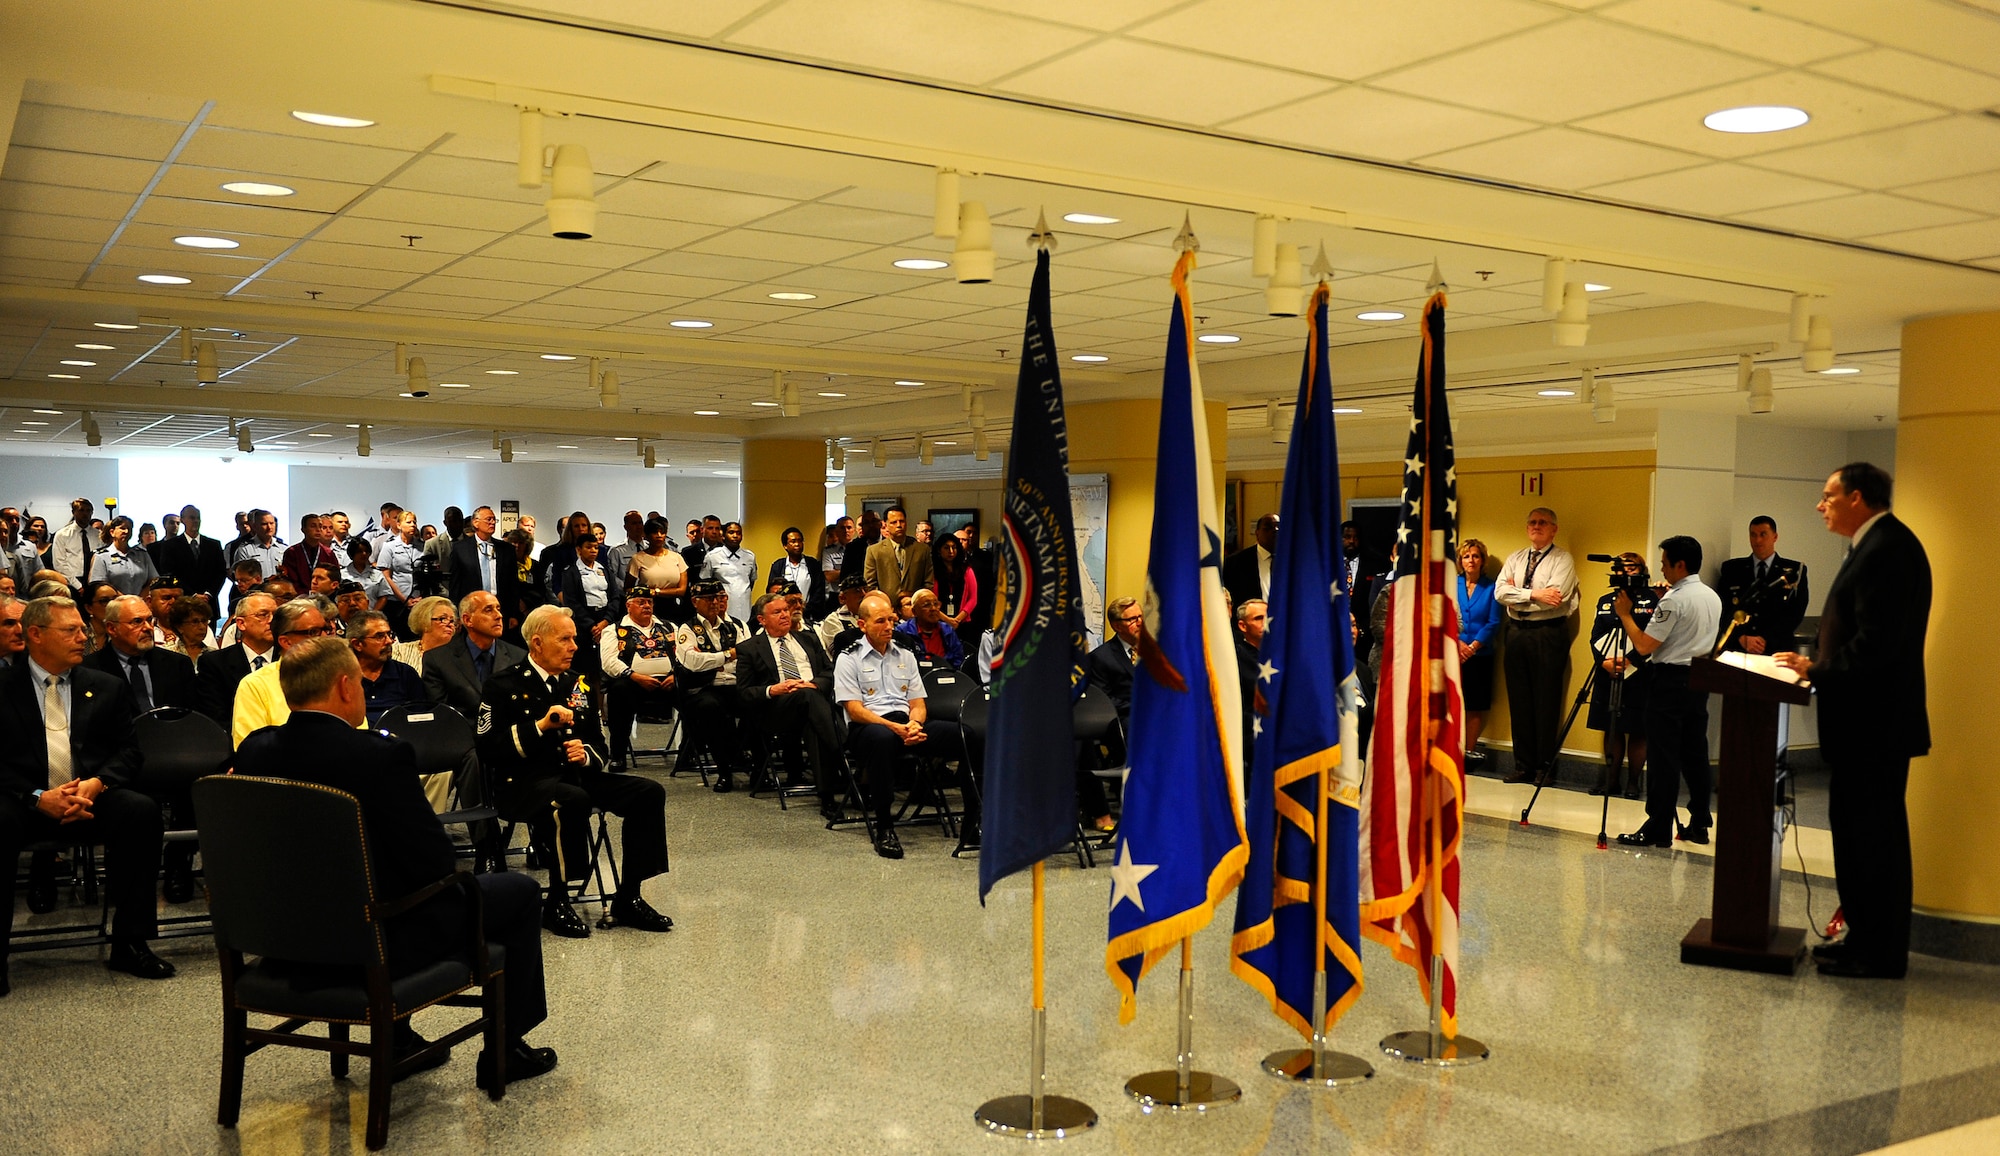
[1124,936,1241,1109]
[977,862,1099,1137]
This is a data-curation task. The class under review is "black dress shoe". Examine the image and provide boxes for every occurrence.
[1502,768,1537,785]
[1587,773,1613,797]
[607,758,628,773]
[106,941,177,980]
[873,829,904,860]
[1677,824,1710,845]
[476,1040,558,1089]
[26,853,56,914]
[1615,827,1672,848]
[541,900,591,939]
[609,894,673,932]
[1816,956,1906,980]
[1810,940,1849,962]
[393,1027,452,1081]
[712,775,734,793]
[162,862,196,905]
[1,968,9,998]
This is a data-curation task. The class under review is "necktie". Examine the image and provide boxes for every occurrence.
[250,653,267,672]
[126,657,153,713]
[1524,549,1543,588]
[474,648,491,686]
[777,637,801,681]
[44,676,72,788]
[1757,559,1768,584]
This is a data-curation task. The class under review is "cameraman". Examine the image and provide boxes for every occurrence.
[1614,536,1721,849]
[1588,552,1655,798]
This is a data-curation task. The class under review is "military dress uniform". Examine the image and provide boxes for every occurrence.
[601,610,677,767]
[833,637,930,843]
[673,608,751,788]
[1716,552,1809,655]
[474,658,670,932]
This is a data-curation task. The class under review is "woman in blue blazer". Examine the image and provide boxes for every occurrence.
[1457,539,1502,764]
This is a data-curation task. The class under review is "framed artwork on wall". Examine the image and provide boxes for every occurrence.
[927,508,980,542]
[860,497,901,520]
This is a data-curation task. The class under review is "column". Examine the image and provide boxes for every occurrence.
[1897,311,1997,929]
[740,439,827,604]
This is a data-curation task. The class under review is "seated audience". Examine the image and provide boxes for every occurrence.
[815,575,865,658]
[421,591,526,722]
[1087,597,1142,720]
[555,533,617,682]
[475,604,673,939]
[737,592,840,815]
[0,596,173,993]
[673,579,751,792]
[0,595,23,667]
[232,598,334,746]
[348,610,426,725]
[895,589,965,667]
[599,586,677,771]
[833,593,929,860]
[394,594,457,675]
[160,595,215,666]
[195,591,278,726]
[233,635,556,1084]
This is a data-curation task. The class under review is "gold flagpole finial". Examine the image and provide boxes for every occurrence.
[1174,212,1200,253]
[1029,208,1057,252]
[1309,241,1335,281]
[1426,261,1448,295]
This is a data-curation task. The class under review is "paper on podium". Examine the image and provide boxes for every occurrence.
[1716,650,1804,686]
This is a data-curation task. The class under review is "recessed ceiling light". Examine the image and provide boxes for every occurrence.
[292,110,375,128]
[1537,388,1577,398]
[484,370,519,377]
[894,380,924,386]
[221,181,294,197]
[707,459,726,464]
[934,440,957,446]
[693,409,721,416]
[174,235,239,250]
[1071,354,1109,363]
[711,470,736,476]
[74,343,114,350]
[34,409,63,415]
[1063,213,1120,225]
[893,258,949,270]
[1197,334,1241,344]
[307,432,333,437]
[345,423,361,428]
[1584,283,1611,292]
[47,373,80,380]
[556,444,578,449]
[768,292,816,301]
[1332,407,1363,415]
[669,319,713,329]
[817,391,847,398]
[1820,366,1862,375]
[20,420,48,426]
[1357,310,1405,321]
[464,454,484,459]
[1703,105,1809,134]
[138,274,191,285]
[271,441,299,447]
[613,436,638,441]
[94,322,139,330]
[438,382,471,388]
[540,354,576,361]
[750,400,780,407]
[59,360,96,367]
[400,391,429,398]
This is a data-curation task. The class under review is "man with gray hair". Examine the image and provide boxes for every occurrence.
[347,609,426,726]
[476,604,673,938]
[0,595,24,668]
[1495,506,1579,786]
[231,598,333,747]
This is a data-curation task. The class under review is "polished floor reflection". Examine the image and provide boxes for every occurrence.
[5,743,1998,1155]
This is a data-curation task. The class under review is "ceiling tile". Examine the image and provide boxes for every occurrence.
[388,154,544,203]
[1223,86,1535,162]
[130,195,329,240]
[176,128,413,186]
[472,0,773,40]
[998,39,1334,127]
[589,214,721,252]
[1600,0,1869,66]
[349,188,542,231]
[1,147,159,195]
[592,180,795,228]
[688,228,875,265]
[1749,115,2000,188]
[949,0,1185,31]
[1858,218,2000,261]
[1895,170,2000,215]
[1373,20,1770,123]
[476,234,661,270]
[1131,0,1556,81]
[1749,0,2000,78]
[8,104,189,161]
[743,202,930,245]
[310,216,496,254]
[1733,191,1982,237]
[1574,72,1944,159]
[726,0,1094,86]
[1419,128,1703,190]
[1811,47,2000,111]
[0,179,138,222]
[1588,162,1851,217]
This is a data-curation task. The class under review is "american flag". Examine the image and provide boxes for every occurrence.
[1358,286,1468,1037]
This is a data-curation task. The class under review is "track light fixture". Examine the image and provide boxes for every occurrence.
[491,430,502,451]
[500,438,514,464]
[1542,258,1572,315]
[1748,368,1774,414]
[1737,354,1755,392]
[82,411,101,447]
[237,425,254,453]
[1552,283,1589,347]
[227,417,238,438]
[1801,316,1834,372]
[1789,294,1816,345]
[546,144,596,240]
[195,341,219,386]
[918,436,935,466]
[933,169,960,239]
[599,368,620,409]
[179,327,195,364]
[772,369,785,404]
[357,425,371,457]
[643,445,656,469]
[782,380,801,419]
[830,443,845,472]
[961,384,975,413]
[872,438,887,469]
[394,342,408,375]
[970,395,986,431]
[1252,214,1278,278]
[1266,245,1303,317]
[974,431,990,462]
[407,356,430,393]
[1592,376,1616,424]
[518,108,544,189]
[954,201,994,284]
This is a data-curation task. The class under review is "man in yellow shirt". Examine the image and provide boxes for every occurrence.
[231,598,335,747]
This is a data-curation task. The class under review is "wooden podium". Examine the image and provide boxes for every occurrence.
[1681,655,1814,975]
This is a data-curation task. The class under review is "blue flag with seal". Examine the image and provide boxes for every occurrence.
[1105,247,1247,1022]
[979,242,1092,903]
[1229,281,1366,1037]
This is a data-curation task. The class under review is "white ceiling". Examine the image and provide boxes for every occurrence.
[0,0,1995,472]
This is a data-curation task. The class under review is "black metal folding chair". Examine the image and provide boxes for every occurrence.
[133,706,233,937]
[950,683,989,859]
[193,774,504,1152]
[1071,685,1128,868]
[377,703,505,873]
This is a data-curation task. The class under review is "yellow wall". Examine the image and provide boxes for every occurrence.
[1228,447,1656,760]
[741,439,827,588]
[1899,311,1996,919]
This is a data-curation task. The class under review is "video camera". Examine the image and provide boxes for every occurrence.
[1586,552,1647,592]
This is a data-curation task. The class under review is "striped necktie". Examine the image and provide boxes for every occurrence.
[777,637,801,681]
[44,675,72,788]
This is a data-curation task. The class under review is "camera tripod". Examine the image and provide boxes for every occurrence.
[1518,625,1641,848]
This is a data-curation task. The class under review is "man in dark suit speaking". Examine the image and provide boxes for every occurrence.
[235,635,556,1084]
[1775,462,1931,980]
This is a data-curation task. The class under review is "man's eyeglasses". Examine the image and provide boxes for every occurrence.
[1115,614,1144,625]
[281,625,334,638]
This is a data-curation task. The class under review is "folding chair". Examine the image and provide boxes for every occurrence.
[951,684,989,859]
[194,775,504,1152]
[378,703,506,874]
[133,706,233,938]
[1071,686,1127,868]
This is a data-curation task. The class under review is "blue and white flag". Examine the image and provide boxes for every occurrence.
[1105,249,1247,1022]
[1230,281,1367,1037]
[980,245,1092,903]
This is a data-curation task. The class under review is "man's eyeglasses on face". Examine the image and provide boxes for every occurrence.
[282,625,334,638]
[359,630,393,643]
[1116,614,1144,625]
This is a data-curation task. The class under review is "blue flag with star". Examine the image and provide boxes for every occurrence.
[1105,248,1248,1023]
[1229,281,1366,1037]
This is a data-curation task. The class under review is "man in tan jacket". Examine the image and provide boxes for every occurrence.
[863,507,933,603]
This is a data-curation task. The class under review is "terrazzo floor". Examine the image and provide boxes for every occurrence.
[5,733,1997,1155]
